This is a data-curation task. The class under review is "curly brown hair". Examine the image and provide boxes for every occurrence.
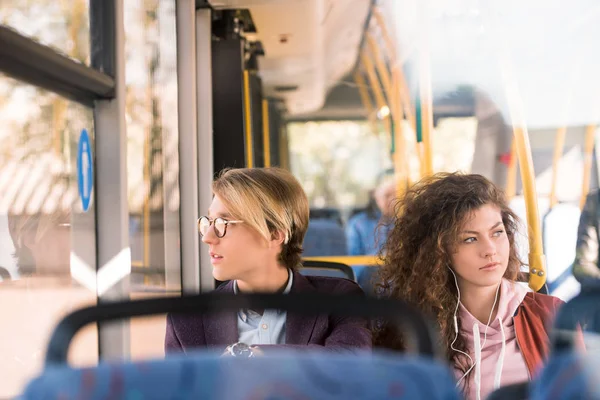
[373,172,523,378]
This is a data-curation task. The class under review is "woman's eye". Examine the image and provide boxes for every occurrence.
[493,230,505,237]
[463,237,476,243]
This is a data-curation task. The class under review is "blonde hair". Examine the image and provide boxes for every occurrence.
[213,167,309,270]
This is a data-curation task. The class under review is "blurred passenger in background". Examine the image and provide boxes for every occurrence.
[346,170,396,293]
[573,190,600,288]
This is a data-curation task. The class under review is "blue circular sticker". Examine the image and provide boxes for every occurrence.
[77,129,93,212]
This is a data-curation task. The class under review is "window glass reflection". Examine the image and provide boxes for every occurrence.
[0,74,97,398]
[0,0,90,64]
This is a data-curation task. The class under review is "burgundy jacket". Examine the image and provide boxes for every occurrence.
[165,271,373,353]
[514,292,564,377]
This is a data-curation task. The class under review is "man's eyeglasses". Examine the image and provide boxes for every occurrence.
[198,216,244,238]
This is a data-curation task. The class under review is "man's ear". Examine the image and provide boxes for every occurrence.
[270,230,288,247]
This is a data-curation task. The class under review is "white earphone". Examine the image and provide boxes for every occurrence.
[447,266,500,388]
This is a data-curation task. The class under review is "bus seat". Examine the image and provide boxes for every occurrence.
[301,260,356,281]
[528,285,600,399]
[22,350,461,400]
[24,292,452,399]
[303,219,347,257]
[486,381,528,400]
[528,351,600,399]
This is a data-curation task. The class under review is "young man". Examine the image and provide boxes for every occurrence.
[165,168,372,356]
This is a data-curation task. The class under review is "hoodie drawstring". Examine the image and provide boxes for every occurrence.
[493,316,506,389]
[473,323,482,400]
[473,316,507,400]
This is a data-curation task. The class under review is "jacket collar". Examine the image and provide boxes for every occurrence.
[202,271,318,346]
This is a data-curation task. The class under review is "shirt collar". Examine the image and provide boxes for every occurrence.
[233,269,294,296]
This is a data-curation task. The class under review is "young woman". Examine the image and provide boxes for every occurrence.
[165,167,372,356]
[374,172,563,400]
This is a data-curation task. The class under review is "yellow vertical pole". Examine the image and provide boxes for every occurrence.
[485,5,545,291]
[581,124,596,210]
[353,71,379,135]
[143,126,150,271]
[360,48,391,136]
[262,99,271,167]
[365,31,409,195]
[513,126,546,291]
[366,33,393,102]
[419,53,434,176]
[372,7,415,131]
[243,70,254,168]
[549,127,567,209]
[392,66,408,197]
[279,127,290,170]
[372,8,397,62]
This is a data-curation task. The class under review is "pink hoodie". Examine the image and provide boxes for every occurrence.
[454,279,530,400]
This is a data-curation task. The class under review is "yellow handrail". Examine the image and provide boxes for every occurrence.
[303,255,380,266]
[549,127,567,209]
[262,99,271,167]
[581,124,596,210]
[243,70,254,168]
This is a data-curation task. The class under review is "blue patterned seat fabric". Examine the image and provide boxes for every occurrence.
[529,349,600,400]
[22,350,460,400]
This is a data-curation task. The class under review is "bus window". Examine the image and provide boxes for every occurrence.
[0,74,98,399]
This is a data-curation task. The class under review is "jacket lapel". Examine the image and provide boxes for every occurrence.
[285,271,318,345]
[203,281,238,346]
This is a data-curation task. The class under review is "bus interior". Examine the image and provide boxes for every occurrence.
[1,0,600,398]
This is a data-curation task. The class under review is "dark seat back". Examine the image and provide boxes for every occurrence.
[301,260,356,281]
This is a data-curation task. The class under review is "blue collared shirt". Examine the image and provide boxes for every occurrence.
[233,270,293,345]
